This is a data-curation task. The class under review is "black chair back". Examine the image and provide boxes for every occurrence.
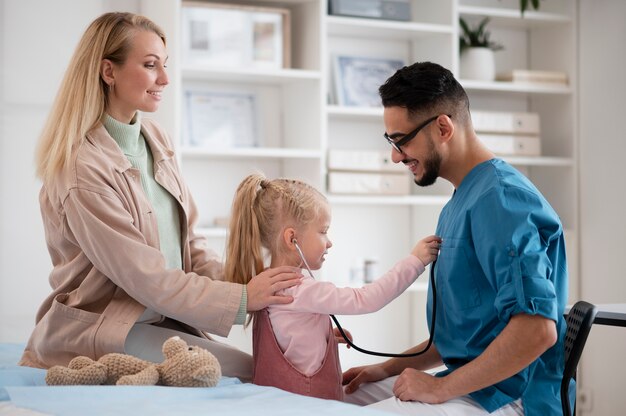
[562,301,597,416]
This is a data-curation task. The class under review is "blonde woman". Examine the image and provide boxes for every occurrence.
[224,174,440,400]
[19,12,301,381]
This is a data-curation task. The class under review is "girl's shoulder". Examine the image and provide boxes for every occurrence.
[276,275,317,297]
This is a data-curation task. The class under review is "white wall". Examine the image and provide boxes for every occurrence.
[0,0,98,342]
[578,1,626,414]
[0,0,138,342]
[1,0,626,412]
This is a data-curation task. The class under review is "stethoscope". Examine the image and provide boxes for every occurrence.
[293,239,437,358]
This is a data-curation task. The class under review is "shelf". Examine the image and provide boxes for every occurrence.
[326,15,452,40]
[461,79,572,95]
[327,195,450,206]
[196,227,228,238]
[502,156,574,167]
[458,5,571,28]
[182,67,321,85]
[326,105,383,121]
[181,147,322,160]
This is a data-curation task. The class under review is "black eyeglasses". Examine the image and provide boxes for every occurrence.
[383,114,451,153]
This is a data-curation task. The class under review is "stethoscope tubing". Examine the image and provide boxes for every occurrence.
[330,261,436,358]
[294,240,436,358]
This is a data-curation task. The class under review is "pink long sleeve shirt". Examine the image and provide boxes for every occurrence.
[266,255,425,375]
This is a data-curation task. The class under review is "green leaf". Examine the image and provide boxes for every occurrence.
[531,0,540,9]
[459,18,471,37]
[458,16,503,51]
[477,17,490,36]
[521,0,529,14]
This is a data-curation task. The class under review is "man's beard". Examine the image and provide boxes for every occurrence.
[414,134,441,187]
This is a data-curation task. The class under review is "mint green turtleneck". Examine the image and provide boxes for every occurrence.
[103,114,183,271]
[104,114,248,324]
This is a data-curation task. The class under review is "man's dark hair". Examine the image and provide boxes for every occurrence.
[379,62,470,122]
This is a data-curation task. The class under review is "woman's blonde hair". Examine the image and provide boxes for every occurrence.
[224,174,327,286]
[35,12,166,183]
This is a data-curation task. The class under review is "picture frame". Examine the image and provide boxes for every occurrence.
[181,1,291,69]
[183,89,259,149]
[333,55,405,107]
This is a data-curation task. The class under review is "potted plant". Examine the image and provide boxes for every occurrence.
[459,17,503,81]
[520,0,540,15]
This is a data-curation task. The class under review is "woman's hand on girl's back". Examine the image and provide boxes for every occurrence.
[246,266,303,311]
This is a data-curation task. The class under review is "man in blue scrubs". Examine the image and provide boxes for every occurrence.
[343,62,568,415]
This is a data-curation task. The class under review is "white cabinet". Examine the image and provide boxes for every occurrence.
[458,0,578,303]
[141,0,578,368]
[142,0,325,241]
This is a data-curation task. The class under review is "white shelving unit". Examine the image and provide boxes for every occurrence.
[141,0,578,367]
[458,0,578,304]
[457,4,572,26]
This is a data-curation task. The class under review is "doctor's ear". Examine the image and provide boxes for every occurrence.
[436,114,455,143]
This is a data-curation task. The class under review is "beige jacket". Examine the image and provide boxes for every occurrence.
[20,119,243,368]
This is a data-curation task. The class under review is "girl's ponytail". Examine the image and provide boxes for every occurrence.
[224,174,266,285]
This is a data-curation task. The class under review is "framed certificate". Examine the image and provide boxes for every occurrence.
[181,2,291,69]
[333,55,405,107]
[184,90,258,149]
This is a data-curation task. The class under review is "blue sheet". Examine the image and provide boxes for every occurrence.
[0,343,391,415]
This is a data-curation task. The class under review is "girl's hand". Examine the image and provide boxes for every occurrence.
[411,235,442,266]
[246,266,303,311]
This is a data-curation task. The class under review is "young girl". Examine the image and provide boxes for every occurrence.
[224,174,440,400]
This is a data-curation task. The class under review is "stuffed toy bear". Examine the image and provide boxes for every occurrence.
[45,336,221,387]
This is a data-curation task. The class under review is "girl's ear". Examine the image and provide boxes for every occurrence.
[282,227,297,250]
[100,59,115,86]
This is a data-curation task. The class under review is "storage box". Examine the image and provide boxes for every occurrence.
[496,69,568,85]
[479,134,541,156]
[471,111,540,135]
[328,0,411,21]
[327,149,404,173]
[328,171,411,195]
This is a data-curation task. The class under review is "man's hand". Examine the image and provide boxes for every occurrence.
[391,314,556,404]
[342,364,390,395]
[392,368,448,403]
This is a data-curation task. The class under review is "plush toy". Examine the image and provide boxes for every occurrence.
[45,336,221,387]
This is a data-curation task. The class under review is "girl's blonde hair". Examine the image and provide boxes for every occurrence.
[35,12,166,183]
[224,174,327,286]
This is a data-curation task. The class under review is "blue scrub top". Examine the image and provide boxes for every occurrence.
[428,159,569,414]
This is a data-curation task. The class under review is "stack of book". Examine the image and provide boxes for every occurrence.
[496,69,568,85]
[327,149,410,195]
[472,110,541,157]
